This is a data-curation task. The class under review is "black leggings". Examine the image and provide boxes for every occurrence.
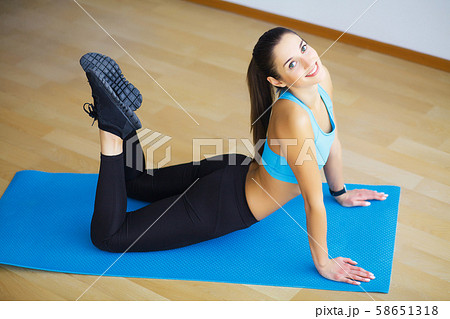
[90,131,259,252]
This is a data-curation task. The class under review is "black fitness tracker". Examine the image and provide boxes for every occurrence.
[329,185,347,197]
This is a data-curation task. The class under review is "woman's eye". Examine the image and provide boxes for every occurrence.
[289,61,296,69]
[301,44,307,53]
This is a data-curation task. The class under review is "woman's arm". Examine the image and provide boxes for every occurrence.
[277,102,329,270]
[321,65,388,206]
[277,100,375,284]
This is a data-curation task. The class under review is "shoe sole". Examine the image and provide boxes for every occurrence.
[80,52,142,111]
[87,68,142,131]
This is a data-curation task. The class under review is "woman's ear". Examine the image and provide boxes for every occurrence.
[267,76,286,88]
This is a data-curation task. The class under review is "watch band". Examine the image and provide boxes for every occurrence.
[329,185,347,196]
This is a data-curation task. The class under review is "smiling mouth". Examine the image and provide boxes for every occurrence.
[305,62,319,77]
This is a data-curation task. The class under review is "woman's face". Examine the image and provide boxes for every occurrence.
[269,32,325,89]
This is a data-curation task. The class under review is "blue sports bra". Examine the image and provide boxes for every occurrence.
[260,84,336,184]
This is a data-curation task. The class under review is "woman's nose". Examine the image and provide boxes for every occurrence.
[301,58,314,71]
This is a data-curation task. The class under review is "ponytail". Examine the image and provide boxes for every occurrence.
[247,57,274,159]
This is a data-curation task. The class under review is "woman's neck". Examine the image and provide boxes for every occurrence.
[287,84,320,110]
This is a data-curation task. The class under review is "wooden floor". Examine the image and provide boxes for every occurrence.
[0,0,448,301]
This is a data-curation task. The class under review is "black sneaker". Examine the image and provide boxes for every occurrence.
[83,68,142,139]
[80,52,142,111]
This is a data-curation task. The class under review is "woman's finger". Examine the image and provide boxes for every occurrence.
[343,278,360,285]
[350,265,368,273]
[349,266,375,279]
[352,275,371,282]
[343,258,357,265]
[353,270,373,279]
[349,189,389,199]
[359,190,388,201]
[352,200,371,207]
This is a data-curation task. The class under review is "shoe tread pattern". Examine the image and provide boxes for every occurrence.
[88,68,142,130]
[80,53,142,111]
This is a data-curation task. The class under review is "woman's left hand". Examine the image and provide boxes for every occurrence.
[335,189,388,207]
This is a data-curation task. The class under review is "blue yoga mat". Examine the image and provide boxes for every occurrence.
[0,170,400,293]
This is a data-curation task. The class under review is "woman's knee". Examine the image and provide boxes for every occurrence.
[90,234,123,253]
[90,225,117,252]
[90,234,109,252]
[90,228,140,253]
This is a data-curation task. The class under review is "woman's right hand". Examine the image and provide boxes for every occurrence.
[317,257,375,285]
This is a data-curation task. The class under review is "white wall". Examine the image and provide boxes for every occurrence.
[224,0,450,60]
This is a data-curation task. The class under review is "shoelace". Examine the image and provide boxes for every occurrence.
[83,102,98,126]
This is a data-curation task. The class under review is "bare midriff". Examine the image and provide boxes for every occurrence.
[244,159,301,222]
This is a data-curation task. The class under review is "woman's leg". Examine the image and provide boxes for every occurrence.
[122,130,236,203]
[90,130,127,250]
[91,129,256,252]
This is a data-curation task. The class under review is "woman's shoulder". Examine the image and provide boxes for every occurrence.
[271,98,313,138]
[272,97,310,122]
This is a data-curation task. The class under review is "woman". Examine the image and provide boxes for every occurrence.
[81,27,386,286]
